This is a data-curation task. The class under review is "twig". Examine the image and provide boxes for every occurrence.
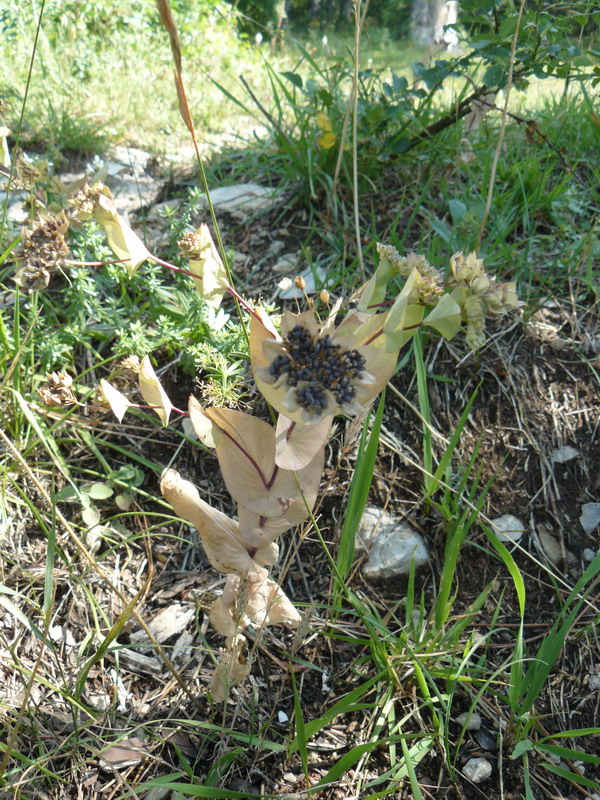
[477,0,527,250]
[351,0,371,280]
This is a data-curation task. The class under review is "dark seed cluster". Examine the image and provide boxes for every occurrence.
[268,324,366,414]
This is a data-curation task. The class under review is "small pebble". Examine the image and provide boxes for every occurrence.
[463,757,492,783]
[588,675,600,691]
[456,711,482,731]
[490,515,525,543]
[583,548,596,562]
[283,772,296,783]
[580,503,600,534]
[474,728,497,751]
[551,445,579,463]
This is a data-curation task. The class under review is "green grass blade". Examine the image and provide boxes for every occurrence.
[288,671,384,753]
[290,670,309,784]
[426,383,480,499]
[333,390,385,606]
[413,331,432,493]
[520,552,600,714]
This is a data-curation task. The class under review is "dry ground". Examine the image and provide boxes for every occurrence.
[1,178,599,800]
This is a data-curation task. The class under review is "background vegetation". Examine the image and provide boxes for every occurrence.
[0,1,599,798]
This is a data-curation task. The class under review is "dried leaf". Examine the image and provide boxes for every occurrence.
[188,394,220,448]
[138,355,173,426]
[210,634,250,702]
[210,595,244,637]
[160,469,266,580]
[100,737,146,769]
[237,506,297,550]
[156,0,182,72]
[246,577,301,628]
[211,576,300,637]
[93,188,150,276]
[185,224,228,309]
[206,407,324,519]
[275,413,333,470]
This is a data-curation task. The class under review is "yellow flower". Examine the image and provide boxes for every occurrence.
[250,308,397,424]
[316,111,337,149]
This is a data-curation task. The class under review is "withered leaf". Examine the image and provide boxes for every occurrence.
[210,634,250,702]
[160,469,266,580]
[139,355,173,426]
[275,413,333,471]
[206,407,324,519]
[100,736,146,770]
[94,188,150,276]
[99,379,133,422]
[188,394,220,448]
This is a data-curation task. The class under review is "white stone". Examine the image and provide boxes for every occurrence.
[456,711,482,731]
[583,548,596,562]
[110,176,162,218]
[588,675,600,691]
[0,192,28,222]
[48,625,76,646]
[197,182,278,217]
[463,757,492,783]
[272,252,299,274]
[279,265,327,298]
[580,503,600,534]
[358,506,429,580]
[490,514,526,543]
[551,445,579,463]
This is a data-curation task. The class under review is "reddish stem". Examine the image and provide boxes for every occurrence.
[148,255,269,328]
[365,320,423,346]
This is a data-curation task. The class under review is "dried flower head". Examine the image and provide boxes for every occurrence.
[39,371,77,407]
[178,224,228,309]
[120,355,141,373]
[69,181,104,219]
[448,251,520,349]
[251,308,397,424]
[178,230,205,259]
[13,214,70,292]
[360,243,443,312]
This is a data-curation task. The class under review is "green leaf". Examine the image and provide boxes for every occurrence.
[281,71,302,89]
[88,482,114,500]
[424,293,462,340]
[511,739,534,759]
[81,504,101,527]
[53,486,79,502]
[449,199,467,223]
[484,63,505,88]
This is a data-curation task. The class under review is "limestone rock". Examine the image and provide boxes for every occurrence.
[463,757,492,783]
[357,506,429,580]
[197,182,278,218]
[489,514,526,543]
[580,503,600,534]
